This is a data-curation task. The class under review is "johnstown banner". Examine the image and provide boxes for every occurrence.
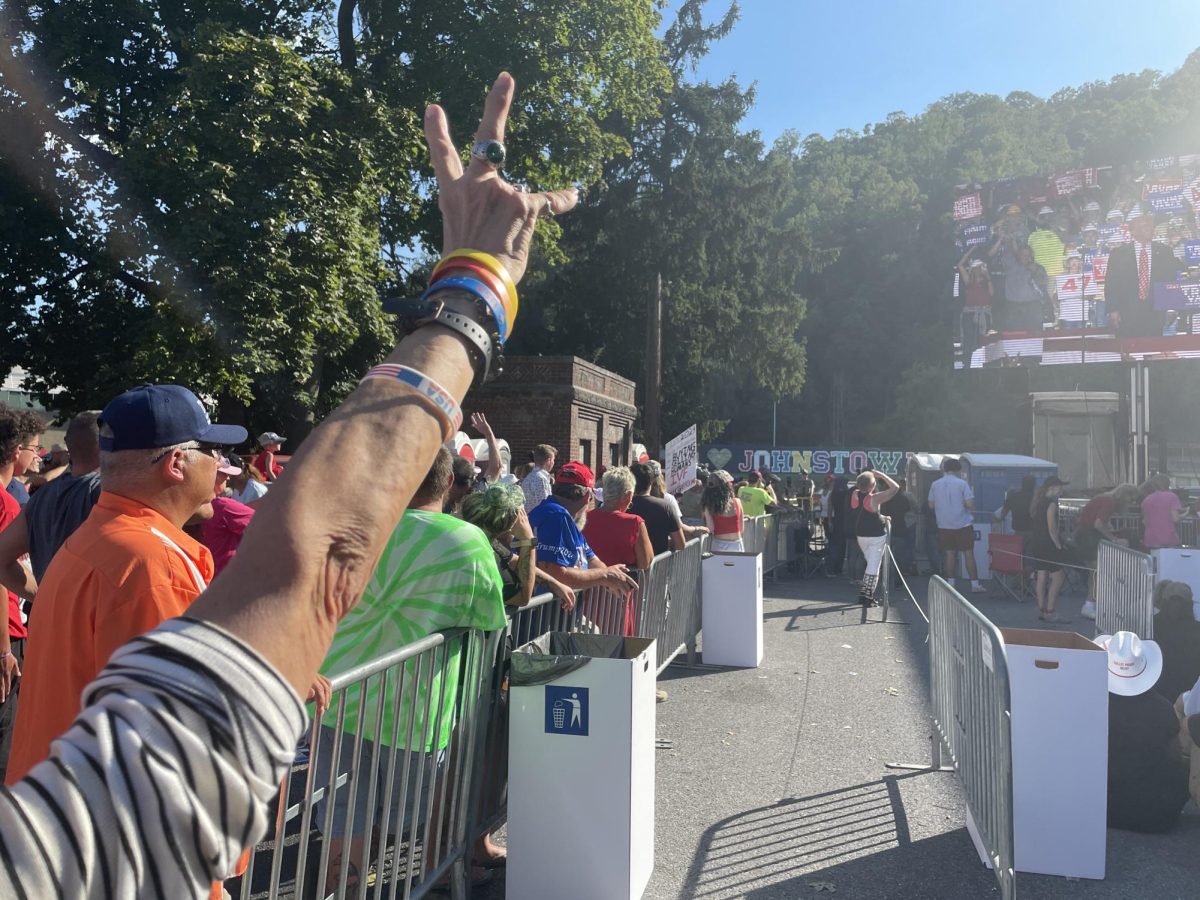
[701,446,907,477]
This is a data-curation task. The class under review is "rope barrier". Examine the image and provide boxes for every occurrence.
[988,545,1096,573]
[885,545,930,626]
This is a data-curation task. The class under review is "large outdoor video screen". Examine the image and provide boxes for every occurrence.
[951,155,1200,368]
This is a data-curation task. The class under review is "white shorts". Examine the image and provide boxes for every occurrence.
[711,537,745,553]
[857,534,888,577]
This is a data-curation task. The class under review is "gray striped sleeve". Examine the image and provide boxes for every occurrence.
[0,617,306,899]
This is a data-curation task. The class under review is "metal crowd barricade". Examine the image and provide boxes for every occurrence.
[891,578,1015,900]
[1060,505,1197,549]
[1095,540,1156,639]
[1180,518,1198,547]
[260,525,717,899]
[742,516,762,557]
[637,537,704,674]
[760,514,779,574]
[741,513,792,575]
[243,627,496,900]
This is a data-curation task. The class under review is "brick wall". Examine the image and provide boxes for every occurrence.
[463,356,637,472]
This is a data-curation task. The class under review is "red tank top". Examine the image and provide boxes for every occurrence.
[710,499,743,535]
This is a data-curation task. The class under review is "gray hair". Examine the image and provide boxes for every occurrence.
[100,441,195,484]
[602,466,635,504]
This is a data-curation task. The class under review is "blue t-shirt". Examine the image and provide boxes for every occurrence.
[6,479,28,507]
[529,497,595,569]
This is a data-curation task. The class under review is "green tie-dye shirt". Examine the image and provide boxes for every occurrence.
[320,510,505,750]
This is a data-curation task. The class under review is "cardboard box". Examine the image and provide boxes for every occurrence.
[508,634,656,900]
[968,628,1108,880]
[701,552,763,667]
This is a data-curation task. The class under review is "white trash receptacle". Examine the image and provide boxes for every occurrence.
[507,633,656,900]
[967,628,1109,880]
[701,552,763,667]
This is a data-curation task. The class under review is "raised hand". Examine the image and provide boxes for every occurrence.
[423,73,579,283]
[470,411,494,436]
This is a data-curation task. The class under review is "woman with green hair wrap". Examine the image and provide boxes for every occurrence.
[462,482,574,611]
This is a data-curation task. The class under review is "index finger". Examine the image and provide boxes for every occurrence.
[473,72,514,147]
[424,104,464,183]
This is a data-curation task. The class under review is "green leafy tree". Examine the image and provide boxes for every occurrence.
[515,0,810,445]
[0,0,669,435]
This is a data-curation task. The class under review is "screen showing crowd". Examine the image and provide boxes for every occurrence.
[952,156,1200,368]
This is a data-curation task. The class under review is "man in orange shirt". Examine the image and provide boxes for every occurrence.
[6,384,247,782]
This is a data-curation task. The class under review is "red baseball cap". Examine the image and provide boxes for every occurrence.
[555,461,595,488]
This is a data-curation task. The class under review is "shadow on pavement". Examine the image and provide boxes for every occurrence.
[739,829,994,900]
[680,774,945,900]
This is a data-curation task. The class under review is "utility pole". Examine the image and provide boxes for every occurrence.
[644,272,663,458]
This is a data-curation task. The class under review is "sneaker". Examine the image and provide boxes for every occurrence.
[1080,599,1097,620]
[970,582,987,594]
[656,689,669,703]
[1044,613,1071,624]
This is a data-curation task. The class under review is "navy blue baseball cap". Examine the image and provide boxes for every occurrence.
[98,384,248,452]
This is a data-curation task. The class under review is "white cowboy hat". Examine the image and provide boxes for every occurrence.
[1094,631,1162,696]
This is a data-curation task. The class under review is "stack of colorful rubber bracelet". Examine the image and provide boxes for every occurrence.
[371,250,516,432]
[424,250,519,345]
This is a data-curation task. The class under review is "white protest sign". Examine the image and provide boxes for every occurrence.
[664,425,698,496]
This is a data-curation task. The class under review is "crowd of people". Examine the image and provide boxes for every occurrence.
[0,71,1194,899]
[953,157,1200,358]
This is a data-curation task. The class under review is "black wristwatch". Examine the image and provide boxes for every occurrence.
[382,292,504,386]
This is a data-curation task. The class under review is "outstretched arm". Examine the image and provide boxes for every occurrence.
[472,412,503,483]
[191,73,578,699]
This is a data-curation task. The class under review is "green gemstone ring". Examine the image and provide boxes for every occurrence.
[470,140,506,169]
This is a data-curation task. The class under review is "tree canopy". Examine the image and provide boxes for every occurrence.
[2,0,1199,452]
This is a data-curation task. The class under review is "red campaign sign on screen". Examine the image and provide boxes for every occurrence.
[1049,169,1097,197]
[1055,274,1102,299]
[953,193,983,220]
[1091,255,1109,282]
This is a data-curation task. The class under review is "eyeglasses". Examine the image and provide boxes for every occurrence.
[149,443,224,465]
[18,444,41,453]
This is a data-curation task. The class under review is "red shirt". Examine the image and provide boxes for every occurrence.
[964,280,991,308]
[1077,494,1115,530]
[709,498,744,535]
[252,450,283,480]
[199,496,255,575]
[583,508,644,567]
[0,490,25,640]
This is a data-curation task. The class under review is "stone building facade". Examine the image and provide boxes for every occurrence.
[463,356,637,472]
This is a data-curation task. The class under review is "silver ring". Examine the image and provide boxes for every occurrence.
[470,140,506,169]
[543,198,554,216]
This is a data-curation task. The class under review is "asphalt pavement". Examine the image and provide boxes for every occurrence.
[443,561,1200,900]
[636,569,1200,900]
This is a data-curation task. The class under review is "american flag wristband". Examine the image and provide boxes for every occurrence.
[359,364,462,442]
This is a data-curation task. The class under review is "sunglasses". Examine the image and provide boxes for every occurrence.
[149,443,225,465]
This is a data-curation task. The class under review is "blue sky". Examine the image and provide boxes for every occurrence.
[673,0,1200,143]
